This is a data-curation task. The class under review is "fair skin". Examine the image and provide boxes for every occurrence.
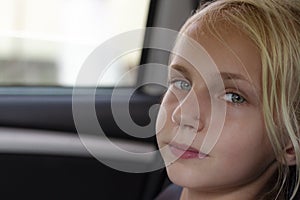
[156,22,279,200]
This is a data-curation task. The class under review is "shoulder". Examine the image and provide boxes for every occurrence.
[155,184,183,200]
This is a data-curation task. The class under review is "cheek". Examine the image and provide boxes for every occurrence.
[212,111,275,181]
[156,88,181,129]
[224,108,269,149]
[155,92,178,143]
[156,104,167,135]
[221,109,273,158]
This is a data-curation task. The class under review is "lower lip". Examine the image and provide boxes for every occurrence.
[169,145,207,159]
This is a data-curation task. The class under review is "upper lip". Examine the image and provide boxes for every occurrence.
[169,142,200,153]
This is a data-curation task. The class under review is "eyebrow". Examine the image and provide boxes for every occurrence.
[170,64,249,82]
[169,64,191,77]
[219,72,249,82]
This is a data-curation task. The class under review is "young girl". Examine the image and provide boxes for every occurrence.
[156,0,300,199]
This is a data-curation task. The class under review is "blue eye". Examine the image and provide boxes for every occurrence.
[224,92,246,104]
[172,80,191,91]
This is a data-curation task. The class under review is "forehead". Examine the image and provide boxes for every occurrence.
[171,22,262,87]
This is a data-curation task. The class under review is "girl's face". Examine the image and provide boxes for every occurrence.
[156,24,277,195]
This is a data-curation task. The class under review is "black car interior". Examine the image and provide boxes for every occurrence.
[0,0,199,199]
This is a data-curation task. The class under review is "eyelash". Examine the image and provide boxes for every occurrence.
[169,79,191,91]
[169,79,247,105]
[223,92,247,105]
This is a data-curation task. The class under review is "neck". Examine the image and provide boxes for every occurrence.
[180,161,278,200]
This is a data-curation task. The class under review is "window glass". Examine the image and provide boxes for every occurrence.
[0,0,150,86]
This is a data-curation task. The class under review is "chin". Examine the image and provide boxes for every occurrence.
[166,162,203,189]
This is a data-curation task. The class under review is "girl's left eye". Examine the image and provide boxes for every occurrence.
[172,80,191,91]
[224,92,246,104]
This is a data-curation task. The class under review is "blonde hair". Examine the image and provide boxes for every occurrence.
[179,0,300,199]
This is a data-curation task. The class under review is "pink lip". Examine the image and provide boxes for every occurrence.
[169,142,208,159]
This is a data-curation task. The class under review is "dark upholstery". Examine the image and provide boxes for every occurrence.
[155,184,182,200]
[154,182,300,200]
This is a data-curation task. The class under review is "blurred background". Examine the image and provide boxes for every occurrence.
[0,0,149,86]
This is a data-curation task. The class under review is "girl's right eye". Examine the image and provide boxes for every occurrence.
[170,80,192,91]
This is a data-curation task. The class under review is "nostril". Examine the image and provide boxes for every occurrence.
[184,119,200,129]
[183,124,198,132]
[175,117,199,130]
[171,109,201,129]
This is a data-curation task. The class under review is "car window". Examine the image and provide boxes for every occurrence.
[0,0,150,87]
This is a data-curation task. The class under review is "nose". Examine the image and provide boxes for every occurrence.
[171,89,203,132]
